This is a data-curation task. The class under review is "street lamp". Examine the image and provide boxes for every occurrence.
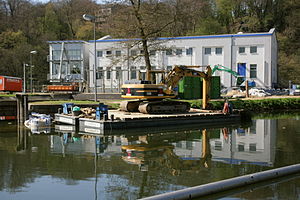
[30,50,37,93]
[23,63,29,93]
[83,14,97,101]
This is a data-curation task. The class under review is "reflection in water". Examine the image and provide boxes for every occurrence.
[1,117,300,200]
[121,129,212,176]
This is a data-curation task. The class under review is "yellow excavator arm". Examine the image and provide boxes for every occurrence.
[163,65,212,109]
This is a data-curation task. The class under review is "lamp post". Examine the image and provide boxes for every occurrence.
[23,63,29,93]
[83,14,97,101]
[30,50,37,93]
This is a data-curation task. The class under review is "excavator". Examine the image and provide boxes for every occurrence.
[120,65,212,114]
[121,129,212,174]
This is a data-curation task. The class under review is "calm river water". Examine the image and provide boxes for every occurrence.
[1,113,300,200]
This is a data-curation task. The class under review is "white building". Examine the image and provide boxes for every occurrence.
[48,28,277,92]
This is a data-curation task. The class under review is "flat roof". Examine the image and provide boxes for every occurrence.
[91,32,274,43]
[48,40,86,44]
[49,29,275,44]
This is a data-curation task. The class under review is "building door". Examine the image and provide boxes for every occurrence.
[238,63,246,76]
[237,63,246,86]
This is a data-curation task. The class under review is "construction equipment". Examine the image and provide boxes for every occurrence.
[120,65,212,114]
[212,65,244,86]
[121,129,211,173]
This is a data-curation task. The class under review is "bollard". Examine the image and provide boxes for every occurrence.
[110,114,114,121]
[103,114,108,121]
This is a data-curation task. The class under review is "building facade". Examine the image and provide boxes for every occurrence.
[48,29,277,92]
[48,40,89,85]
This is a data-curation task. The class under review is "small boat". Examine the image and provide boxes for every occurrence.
[24,113,52,130]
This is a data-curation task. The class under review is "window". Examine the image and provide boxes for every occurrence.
[130,66,137,79]
[69,49,81,60]
[106,51,112,57]
[176,49,182,55]
[166,49,172,56]
[97,51,103,57]
[52,63,59,75]
[250,64,257,78]
[140,66,146,70]
[239,47,245,54]
[238,144,245,152]
[204,48,211,55]
[140,50,144,55]
[106,67,111,79]
[216,48,222,55]
[115,50,121,57]
[116,67,121,79]
[186,47,193,55]
[70,63,81,74]
[52,50,61,60]
[250,46,257,53]
[96,67,103,79]
[186,141,193,150]
[150,50,156,56]
[214,141,222,151]
[131,50,137,56]
[249,143,257,152]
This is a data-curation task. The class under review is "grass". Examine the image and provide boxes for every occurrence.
[0,94,15,97]
[185,97,300,112]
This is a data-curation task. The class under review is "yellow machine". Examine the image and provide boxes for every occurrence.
[121,129,212,174]
[120,65,212,114]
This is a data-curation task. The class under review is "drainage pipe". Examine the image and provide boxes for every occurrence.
[140,163,300,200]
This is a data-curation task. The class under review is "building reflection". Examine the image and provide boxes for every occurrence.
[211,119,276,167]
[52,119,276,171]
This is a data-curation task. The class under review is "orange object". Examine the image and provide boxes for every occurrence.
[222,102,229,114]
[0,116,17,120]
[47,85,79,92]
[0,76,22,92]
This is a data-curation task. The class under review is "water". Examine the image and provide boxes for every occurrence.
[1,113,300,200]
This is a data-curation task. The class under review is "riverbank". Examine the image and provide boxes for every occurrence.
[187,96,300,112]
[1,95,300,120]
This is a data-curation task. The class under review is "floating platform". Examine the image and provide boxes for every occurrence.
[55,109,242,135]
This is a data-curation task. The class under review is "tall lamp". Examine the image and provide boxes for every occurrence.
[83,14,97,101]
[23,63,29,93]
[30,50,37,93]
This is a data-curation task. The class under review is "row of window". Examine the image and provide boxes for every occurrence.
[204,47,223,55]
[214,142,257,152]
[97,48,194,58]
[52,50,82,60]
[95,66,173,80]
[203,46,258,55]
[239,46,257,54]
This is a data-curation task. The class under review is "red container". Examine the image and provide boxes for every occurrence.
[0,76,23,92]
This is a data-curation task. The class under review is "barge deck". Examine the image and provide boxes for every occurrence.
[55,109,242,135]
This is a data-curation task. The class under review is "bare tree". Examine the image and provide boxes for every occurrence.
[105,0,175,81]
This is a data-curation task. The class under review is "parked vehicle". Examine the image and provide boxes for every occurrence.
[0,76,22,92]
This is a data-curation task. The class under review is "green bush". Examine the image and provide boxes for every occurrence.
[186,98,300,112]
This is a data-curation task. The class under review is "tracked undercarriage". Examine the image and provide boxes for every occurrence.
[120,100,191,114]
